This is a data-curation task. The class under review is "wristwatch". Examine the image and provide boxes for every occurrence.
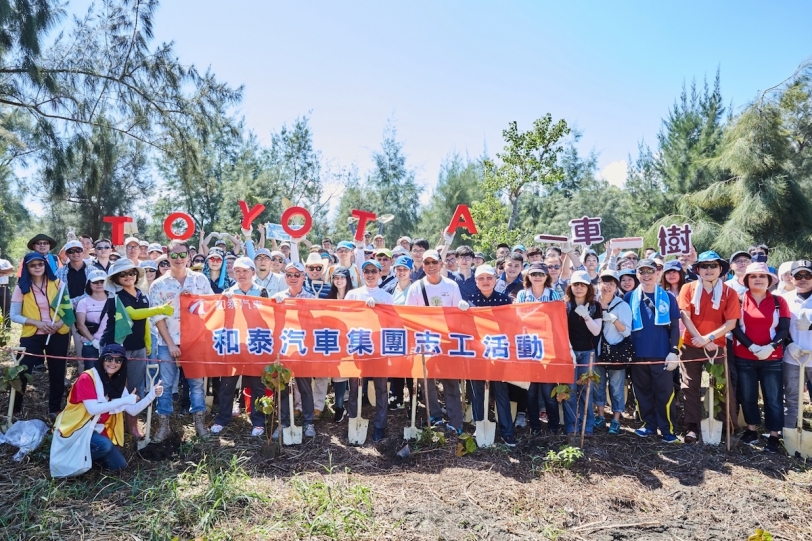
[708,333,716,342]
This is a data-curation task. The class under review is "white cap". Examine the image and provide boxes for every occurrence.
[474,264,496,278]
[138,240,149,247]
[63,240,83,252]
[147,243,163,253]
[233,257,256,271]
[570,270,592,286]
[422,249,441,262]
[86,269,107,283]
[124,236,139,246]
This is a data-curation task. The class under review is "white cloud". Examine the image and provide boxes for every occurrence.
[598,160,628,188]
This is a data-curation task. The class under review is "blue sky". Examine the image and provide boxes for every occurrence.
[68,1,812,201]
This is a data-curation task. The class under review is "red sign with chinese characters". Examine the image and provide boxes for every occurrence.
[178,295,573,382]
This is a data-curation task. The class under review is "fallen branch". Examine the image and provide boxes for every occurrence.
[572,520,660,533]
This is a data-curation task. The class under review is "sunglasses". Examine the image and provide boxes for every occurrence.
[638,268,656,275]
[307,266,323,272]
[547,265,561,270]
[271,257,285,263]
[118,270,139,278]
[698,263,719,270]
[95,245,111,250]
[144,268,157,273]
[27,261,45,268]
[285,273,302,278]
[423,260,440,265]
[794,273,812,280]
[208,257,223,263]
[169,251,188,259]
[529,272,546,278]
[66,249,82,255]
[126,244,139,250]
[34,241,50,246]
[159,261,171,267]
[363,268,380,274]
[102,355,124,364]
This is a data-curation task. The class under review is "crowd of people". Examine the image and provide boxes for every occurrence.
[1,224,811,473]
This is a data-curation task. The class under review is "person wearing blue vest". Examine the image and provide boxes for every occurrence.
[624,258,682,442]
[210,257,269,437]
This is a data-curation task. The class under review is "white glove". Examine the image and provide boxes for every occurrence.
[443,230,455,245]
[570,349,577,365]
[274,295,284,304]
[560,240,573,254]
[664,352,680,371]
[223,290,233,299]
[787,342,803,361]
[748,344,762,356]
[458,300,470,311]
[602,312,618,323]
[241,225,252,238]
[755,344,775,360]
[574,305,589,319]
[795,313,812,331]
[355,239,364,249]
[365,297,376,308]
[91,339,100,350]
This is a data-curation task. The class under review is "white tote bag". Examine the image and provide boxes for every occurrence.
[50,369,104,478]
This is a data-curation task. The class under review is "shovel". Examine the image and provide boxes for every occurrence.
[784,353,812,459]
[3,347,26,432]
[138,364,160,450]
[475,382,496,448]
[348,379,369,445]
[462,380,473,424]
[283,379,302,445]
[404,378,420,440]
[701,350,723,445]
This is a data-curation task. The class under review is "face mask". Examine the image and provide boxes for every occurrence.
[752,254,768,263]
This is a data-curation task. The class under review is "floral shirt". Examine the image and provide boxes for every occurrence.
[149,270,213,346]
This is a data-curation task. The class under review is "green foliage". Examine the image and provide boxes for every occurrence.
[747,529,773,541]
[260,363,291,392]
[705,362,728,417]
[542,445,583,472]
[455,432,477,457]
[291,471,376,539]
[1,364,32,393]
[550,384,571,403]
[415,426,446,449]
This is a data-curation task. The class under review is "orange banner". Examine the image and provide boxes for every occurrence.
[179,295,574,383]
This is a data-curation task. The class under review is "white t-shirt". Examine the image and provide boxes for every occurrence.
[405,276,462,307]
[345,286,393,305]
[0,258,12,285]
[724,277,748,296]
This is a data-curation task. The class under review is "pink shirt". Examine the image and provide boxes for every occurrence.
[11,285,52,335]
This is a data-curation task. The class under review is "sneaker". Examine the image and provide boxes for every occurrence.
[388,400,400,411]
[396,402,406,410]
[594,414,605,430]
[271,427,280,440]
[333,407,346,423]
[314,409,322,421]
[540,411,548,422]
[446,423,463,435]
[251,426,264,437]
[684,431,698,444]
[210,423,224,434]
[430,416,445,428]
[764,435,781,454]
[515,412,527,428]
[232,403,241,417]
[304,424,316,438]
[635,427,655,438]
[502,434,517,447]
[662,434,679,444]
[741,429,760,447]
[608,419,620,435]
[172,392,179,403]
[373,427,386,442]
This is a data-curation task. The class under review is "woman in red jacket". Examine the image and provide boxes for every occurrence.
[731,262,790,453]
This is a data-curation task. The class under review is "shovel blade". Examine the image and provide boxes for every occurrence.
[463,404,473,424]
[701,389,723,445]
[403,425,420,440]
[283,425,302,445]
[475,420,496,448]
[348,417,369,445]
[783,428,812,460]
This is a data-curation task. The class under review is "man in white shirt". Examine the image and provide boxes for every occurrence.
[345,260,393,442]
[405,250,469,434]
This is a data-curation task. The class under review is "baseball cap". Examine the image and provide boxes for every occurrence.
[124,236,139,246]
[361,260,382,271]
[100,343,127,359]
[599,269,619,282]
[729,250,751,263]
[422,249,441,262]
[637,258,658,270]
[392,246,409,257]
[285,262,304,273]
[790,260,812,276]
[148,243,163,254]
[620,251,638,259]
[392,256,413,270]
[474,252,485,259]
[336,241,354,251]
[86,269,107,283]
[374,248,392,258]
[569,270,592,285]
[63,240,83,252]
[139,260,158,271]
[207,248,225,260]
[474,264,496,278]
[373,234,384,240]
[512,244,526,253]
[233,257,256,271]
[270,250,284,259]
[663,260,684,273]
[527,262,549,275]
[254,248,272,259]
[138,240,149,247]
[397,236,412,245]
[279,241,291,249]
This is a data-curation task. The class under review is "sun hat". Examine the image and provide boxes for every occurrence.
[691,251,730,275]
[743,262,778,286]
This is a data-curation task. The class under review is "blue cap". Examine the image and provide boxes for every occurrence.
[100,343,127,359]
[692,251,730,275]
[512,244,526,253]
[392,256,413,270]
[361,260,382,270]
[336,241,354,251]
[663,260,684,273]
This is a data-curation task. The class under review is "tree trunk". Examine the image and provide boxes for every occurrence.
[507,196,521,231]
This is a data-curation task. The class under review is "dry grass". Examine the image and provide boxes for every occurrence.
[1,340,812,540]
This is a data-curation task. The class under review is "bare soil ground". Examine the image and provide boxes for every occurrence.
[1,351,811,540]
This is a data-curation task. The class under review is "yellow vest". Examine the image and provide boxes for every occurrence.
[56,369,125,447]
[20,280,70,338]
